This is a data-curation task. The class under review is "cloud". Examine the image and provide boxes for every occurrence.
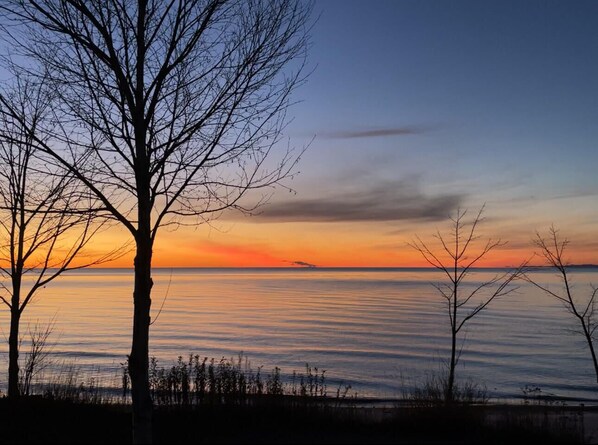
[246,180,465,223]
[287,260,317,268]
[546,188,598,201]
[322,125,430,139]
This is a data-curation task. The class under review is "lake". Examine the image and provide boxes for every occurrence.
[0,267,597,402]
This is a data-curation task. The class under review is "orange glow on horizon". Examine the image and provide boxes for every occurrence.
[64,215,597,269]
[84,233,595,269]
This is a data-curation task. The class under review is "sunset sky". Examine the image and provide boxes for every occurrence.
[94,0,598,268]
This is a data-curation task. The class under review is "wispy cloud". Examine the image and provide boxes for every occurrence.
[246,180,465,223]
[322,125,430,139]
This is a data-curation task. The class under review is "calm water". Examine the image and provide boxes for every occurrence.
[1,267,597,402]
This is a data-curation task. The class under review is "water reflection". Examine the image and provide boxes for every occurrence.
[0,268,596,401]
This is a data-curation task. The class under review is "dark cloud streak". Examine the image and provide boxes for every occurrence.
[250,181,465,223]
[323,125,430,139]
[287,260,317,268]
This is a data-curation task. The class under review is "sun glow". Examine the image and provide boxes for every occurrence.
[81,216,597,269]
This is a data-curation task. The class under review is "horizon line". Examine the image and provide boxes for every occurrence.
[81,264,598,269]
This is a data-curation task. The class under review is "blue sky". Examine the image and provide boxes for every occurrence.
[289,0,598,198]
[235,0,594,241]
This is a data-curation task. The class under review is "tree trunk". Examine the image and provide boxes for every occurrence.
[129,227,153,444]
[447,327,456,403]
[130,2,152,438]
[8,306,20,398]
[446,283,458,404]
[583,327,598,384]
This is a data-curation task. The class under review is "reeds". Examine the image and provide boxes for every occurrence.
[402,372,489,408]
[40,363,119,404]
[9,349,343,407]
[120,353,332,407]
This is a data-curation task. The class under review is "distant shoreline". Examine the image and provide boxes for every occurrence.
[79,265,598,270]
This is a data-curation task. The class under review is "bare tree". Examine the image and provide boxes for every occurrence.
[18,317,56,396]
[0,1,312,441]
[0,76,123,398]
[525,226,598,383]
[410,206,524,402]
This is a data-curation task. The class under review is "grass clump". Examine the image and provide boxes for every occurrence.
[403,371,489,408]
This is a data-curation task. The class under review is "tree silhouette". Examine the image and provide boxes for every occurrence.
[410,206,524,402]
[0,76,123,398]
[525,226,598,383]
[0,0,312,441]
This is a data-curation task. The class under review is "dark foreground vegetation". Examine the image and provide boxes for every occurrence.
[2,354,592,444]
[0,395,590,444]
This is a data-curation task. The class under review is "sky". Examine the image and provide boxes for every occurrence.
[23,1,598,267]
[122,0,597,268]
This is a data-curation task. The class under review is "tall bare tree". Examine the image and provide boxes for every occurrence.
[410,206,524,402]
[525,226,598,383]
[0,1,311,441]
[0,76,123,398]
